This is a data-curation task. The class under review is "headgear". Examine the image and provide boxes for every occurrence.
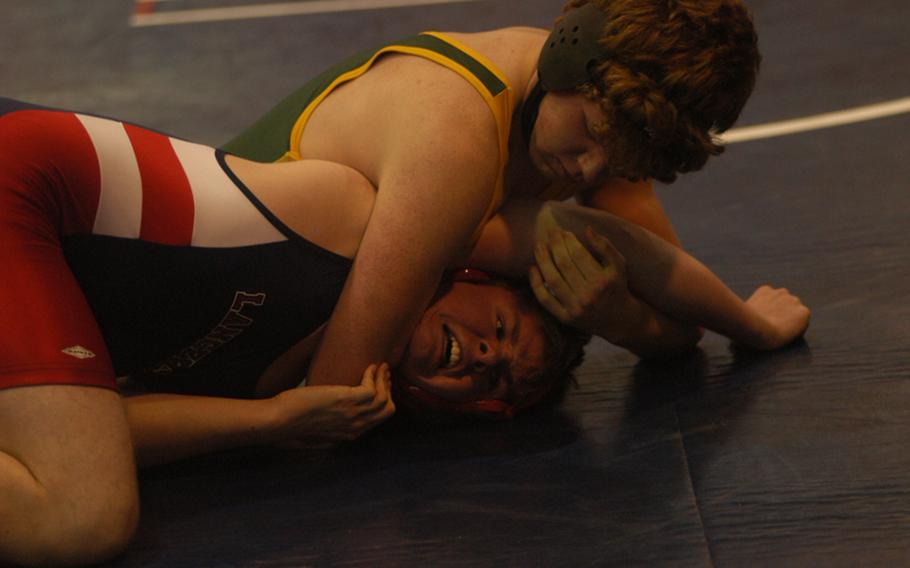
[522,3,612,145]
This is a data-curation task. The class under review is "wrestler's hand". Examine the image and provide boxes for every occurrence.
[743,285,811,350]
[529,227,633,339]
[268,363,395,448]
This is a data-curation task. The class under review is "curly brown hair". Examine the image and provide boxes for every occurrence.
[561,0,761,183]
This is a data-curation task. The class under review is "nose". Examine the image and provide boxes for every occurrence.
[471,340,512,373]
[578,146,607,184]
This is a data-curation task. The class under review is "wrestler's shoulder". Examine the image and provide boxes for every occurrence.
[456,26,549,41]
[366,56,494,116]
[442,27,548,75]
[374,27,543,77]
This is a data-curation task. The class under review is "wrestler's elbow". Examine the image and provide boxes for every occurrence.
[630,325,704,360]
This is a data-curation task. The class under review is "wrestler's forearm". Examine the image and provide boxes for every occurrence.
[601,292,704,357]
[469,200,699,354]
[123,394,275,468]
[637,248,773,347]
[547,203,774,347]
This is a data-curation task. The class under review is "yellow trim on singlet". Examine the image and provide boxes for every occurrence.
[282,32,515,244]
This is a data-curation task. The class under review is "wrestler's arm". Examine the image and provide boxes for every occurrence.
[468,199,809,354]
[304,87,498,386]
[123,364,394,468]
[467,198,698,355]
[577,178,682,247]
[125,393,274,467]
[543,201,810,352]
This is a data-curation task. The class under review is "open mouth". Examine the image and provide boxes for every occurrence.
[442,324,463,369]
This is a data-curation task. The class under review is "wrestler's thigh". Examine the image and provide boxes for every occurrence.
[0,385,138,531]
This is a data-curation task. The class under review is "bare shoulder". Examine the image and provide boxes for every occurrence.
[366,55,501,175]
[444,27,548,46]
[441,28,546,92]
[368,54,494,119]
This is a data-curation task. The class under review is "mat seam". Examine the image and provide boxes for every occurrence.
[675,405,717,568]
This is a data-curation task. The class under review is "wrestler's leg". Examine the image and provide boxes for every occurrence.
[0,386,138,567]
[0,103,139,565]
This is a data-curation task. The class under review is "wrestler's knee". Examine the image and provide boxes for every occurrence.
[5,475,139,567]
[52,485,140,565]
[0,385,139,566]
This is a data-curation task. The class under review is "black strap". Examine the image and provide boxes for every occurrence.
[521,79,546,149]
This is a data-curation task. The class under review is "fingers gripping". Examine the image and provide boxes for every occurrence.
[586,227,627,277]
[351,363,380,403]
[529,265,571,322]
[364,364,395,419]
[352,363,396,435]
[317,364,395,442]
[563,230,619,309]
[530,228,626,324]
[548,231,589,293]
[531,245,576,322]
[564,230,608,282]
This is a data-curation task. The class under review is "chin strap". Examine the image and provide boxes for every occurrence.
[521,79,546,150]
[400,383,517,420]
[395,380,554,421]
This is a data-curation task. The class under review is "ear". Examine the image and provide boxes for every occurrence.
[451,268,492,283]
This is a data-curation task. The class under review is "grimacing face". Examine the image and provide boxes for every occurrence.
[528,90,609,186]
[397,281,548,412]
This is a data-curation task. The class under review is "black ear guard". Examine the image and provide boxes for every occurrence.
[537,3,612,91]
[522,3,611,146]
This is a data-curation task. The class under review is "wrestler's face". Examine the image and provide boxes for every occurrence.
[398,282,548,413]
[529,90,609,186]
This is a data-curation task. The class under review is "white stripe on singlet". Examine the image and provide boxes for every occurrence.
[76,114,143,239]
[169,138,287,247]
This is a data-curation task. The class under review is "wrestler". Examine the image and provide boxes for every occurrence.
[0,94,809,566]
[0,100,579,566]
[221,0,763,402]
